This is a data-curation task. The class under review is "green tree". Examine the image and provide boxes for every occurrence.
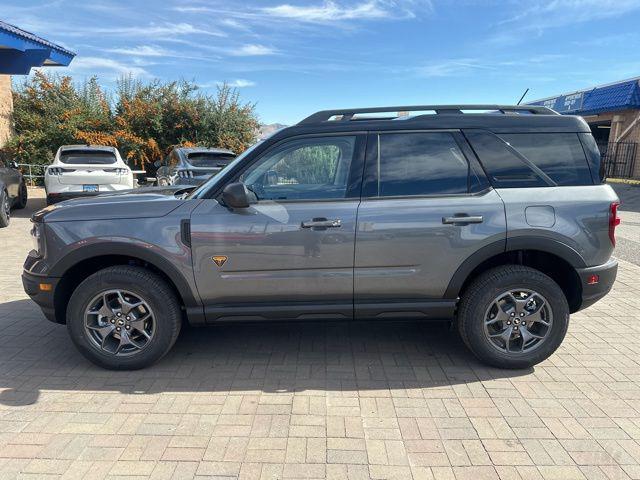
[3,73,259,169]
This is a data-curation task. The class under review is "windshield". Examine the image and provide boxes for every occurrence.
[188,141,264,199]
[60,150,117,165]
[186,152,235,168]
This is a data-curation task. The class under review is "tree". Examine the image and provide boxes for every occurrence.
[4,73,259,169]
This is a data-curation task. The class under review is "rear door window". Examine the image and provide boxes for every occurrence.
[371,132,471,197]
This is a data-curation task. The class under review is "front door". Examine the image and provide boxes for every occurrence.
[190,133,366,322]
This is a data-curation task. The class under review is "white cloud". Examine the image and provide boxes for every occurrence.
[261,0,432,23]
[417,59,495,78]
[225,79,257,88]
[67,56,149,79]
[504,0,640,27]
[104,45,173,57]
[230,44,278,56]
[200,79,256,88]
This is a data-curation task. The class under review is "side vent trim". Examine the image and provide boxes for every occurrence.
[180,219,191,247]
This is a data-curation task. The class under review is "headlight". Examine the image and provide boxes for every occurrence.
[30,222,44,256]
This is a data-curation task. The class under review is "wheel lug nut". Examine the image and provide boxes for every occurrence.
[111,319,115,324]
[126,316,131,321]
[510,313,515,317]
[125,325,131,330]
[116,327,121,331]
[520,313,525,317]
[507,321,511,325]
[117,312,122,317]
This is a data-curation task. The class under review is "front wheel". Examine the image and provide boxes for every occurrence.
[66,266,182,370]
[457,265,569,369]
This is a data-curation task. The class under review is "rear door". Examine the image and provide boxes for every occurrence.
[354,130,506,318]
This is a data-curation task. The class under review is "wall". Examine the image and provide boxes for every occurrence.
[0,75,13,149]
[583,108,640,178]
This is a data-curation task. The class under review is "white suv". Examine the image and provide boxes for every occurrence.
[45,145,134,204]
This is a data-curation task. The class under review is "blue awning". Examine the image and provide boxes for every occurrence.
[528,77,640,116]
[0,20,75,75]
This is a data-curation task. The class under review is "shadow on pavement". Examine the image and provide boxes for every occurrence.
[0,299,532,407]
[10,194,46,219]
[609,182,640,212]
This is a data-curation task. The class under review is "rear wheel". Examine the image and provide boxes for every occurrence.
[13,182,27,209]
[0,189,10,227]
[457,265,569,369]
[66,266,182,370]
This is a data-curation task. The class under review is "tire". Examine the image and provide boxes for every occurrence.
[457,265,569,369]
[13,182,27,209]
[66,266,182,370]
[0,189,10,228]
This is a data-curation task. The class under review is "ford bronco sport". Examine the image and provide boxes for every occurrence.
[23,105,620,370]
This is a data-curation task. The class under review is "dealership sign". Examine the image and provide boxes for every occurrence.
[537,92,585,113]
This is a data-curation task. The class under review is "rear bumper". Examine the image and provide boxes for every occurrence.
[46,191,100,204]
[576,258,618,311]
[22,269,60,323]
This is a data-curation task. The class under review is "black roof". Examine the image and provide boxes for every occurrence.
[271,104,590,141]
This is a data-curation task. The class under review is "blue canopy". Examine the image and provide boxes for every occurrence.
[0,20,75,75]
[528,77,640,116]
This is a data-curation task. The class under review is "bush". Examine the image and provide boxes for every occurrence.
[4,72,259,169]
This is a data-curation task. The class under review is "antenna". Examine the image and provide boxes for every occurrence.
[517,88,529,105]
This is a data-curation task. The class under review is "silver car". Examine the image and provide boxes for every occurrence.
[155,147,236,187]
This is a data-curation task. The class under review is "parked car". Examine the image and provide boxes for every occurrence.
[44,145,134,205]
[0,157,27,227]
[23,104,619,370]
[155,147,236,187]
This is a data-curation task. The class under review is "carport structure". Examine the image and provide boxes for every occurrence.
[0,20,75,148]
[0,20,75,75]
[528,77,640,179]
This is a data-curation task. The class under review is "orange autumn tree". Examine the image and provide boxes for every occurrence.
[5,73,259,170]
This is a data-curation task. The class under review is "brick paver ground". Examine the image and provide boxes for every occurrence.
[1,189,639,479]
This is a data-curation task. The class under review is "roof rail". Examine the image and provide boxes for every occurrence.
[298,104,558,125]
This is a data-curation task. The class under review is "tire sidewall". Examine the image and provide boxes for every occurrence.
[66,267,181,370]
[0,190,10,227]
[460,267,569,369]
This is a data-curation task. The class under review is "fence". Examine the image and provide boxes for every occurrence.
[16,163,48,186]
[599,141,638,179]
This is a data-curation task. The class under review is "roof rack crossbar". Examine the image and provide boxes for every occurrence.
[298,104,558,124]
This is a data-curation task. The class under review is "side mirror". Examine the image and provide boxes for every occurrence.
[10,161,18,169]
[222,182,254,209]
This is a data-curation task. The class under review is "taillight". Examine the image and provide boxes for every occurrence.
[48,167,63,175]
[177,170,194,178]
[609,202,621,246]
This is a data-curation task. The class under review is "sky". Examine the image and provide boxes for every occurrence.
[5,0,640,124]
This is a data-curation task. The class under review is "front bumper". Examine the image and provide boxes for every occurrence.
[22,269,60,323]
[576,258,618,311]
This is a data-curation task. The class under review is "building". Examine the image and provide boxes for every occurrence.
[528,77,640,179]
[0,20,75,148]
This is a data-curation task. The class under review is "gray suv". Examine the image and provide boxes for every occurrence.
[23,105,620,370]
[155,147,236,187]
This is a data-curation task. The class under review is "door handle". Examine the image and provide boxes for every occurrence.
[442,214,484,225]
[301,218,342,229]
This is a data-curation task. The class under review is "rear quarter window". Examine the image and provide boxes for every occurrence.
[499,133,593,186]
[186,153,235,168]
[465,131,594,187]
